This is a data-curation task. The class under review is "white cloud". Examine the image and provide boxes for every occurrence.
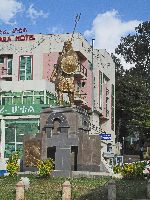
[47,26,64,34]
[84,10,142,69]
[84,10,141,53]
[27,4,49,24]
[0,0,23,24]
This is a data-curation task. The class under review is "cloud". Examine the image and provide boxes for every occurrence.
[47,26,64,34]
[27,4,49,24]
[0,0,23,25]
[84,10,141,53]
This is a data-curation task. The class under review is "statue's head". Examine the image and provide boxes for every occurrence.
[64,40,72,51]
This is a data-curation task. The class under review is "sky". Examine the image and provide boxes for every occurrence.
[0,0,149,68]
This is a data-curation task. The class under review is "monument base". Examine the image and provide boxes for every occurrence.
[23,106,102,177]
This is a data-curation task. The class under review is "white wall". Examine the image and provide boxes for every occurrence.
[0,79,56,94]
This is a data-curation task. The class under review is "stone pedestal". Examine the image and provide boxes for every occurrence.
[16,181,25,200]
[23,106,101,177]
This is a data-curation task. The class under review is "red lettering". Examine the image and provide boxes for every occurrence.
[3,37,6,42]
[24,34,29,40]
[29,35,35,40]
[20,35,25,41]
[14,34,36,41]
[0,37,11,42]
[7,37,11,42]
[15,35,20,41]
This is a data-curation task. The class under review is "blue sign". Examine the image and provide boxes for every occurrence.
[99,133,111,140]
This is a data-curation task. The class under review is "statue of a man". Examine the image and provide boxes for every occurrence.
[50,40,79,106]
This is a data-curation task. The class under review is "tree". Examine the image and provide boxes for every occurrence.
[115,21,150,142]
[116,21,150,85]
[111,54,127,142]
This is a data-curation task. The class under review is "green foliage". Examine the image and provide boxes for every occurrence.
[6,152,19,176]
[116,21,150,79]
[113,22,150,143]
[113,162,147,179]
[113,164,122,174]
[37,159,54,177]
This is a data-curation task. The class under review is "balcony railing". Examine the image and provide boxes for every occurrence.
[74,91,87,105]
[1,68,12,80]
[75,63,87,78]
[1,67,12,75]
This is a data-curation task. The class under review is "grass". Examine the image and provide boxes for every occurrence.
[0,174,148,200]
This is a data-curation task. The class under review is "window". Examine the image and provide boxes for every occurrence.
[0,56,4,63]
[81,81,86,87]
[13,96,21,104]
[46,91,57,105]
[111,84,115,130]
[5,119,39,158]
[34,96,44,104]
[99,71,102,109]
[52,118,61,135]
[103,74,110,117]
[2,96,13,105]
[107,143,112,152]
[23,96,33,104]
[7,58,12,75]
[19,55,33,80]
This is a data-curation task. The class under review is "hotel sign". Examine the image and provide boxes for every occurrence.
[0,27,35,42]
[0,35,35,42]
[0,104,48,116]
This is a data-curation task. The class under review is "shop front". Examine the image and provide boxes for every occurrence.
[0,104,48,159]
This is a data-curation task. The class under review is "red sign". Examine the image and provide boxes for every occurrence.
[0,34,35,42]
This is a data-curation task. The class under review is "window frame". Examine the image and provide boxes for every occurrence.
[99,71,103,109]
[18,55,33,80]
[7,58,13,75]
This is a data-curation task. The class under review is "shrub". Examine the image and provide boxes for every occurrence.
[113,161,147,179]
[113,164,122,174]
[37,159,54,177]
[6,152,20,176]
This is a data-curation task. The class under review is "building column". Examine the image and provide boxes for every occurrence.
[1,119,5,159]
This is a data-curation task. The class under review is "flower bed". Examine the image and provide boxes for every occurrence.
[113,161,149,179]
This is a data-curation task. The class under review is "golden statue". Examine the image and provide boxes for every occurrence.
[50,40,79,106]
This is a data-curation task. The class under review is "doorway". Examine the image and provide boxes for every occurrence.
[47,146,56,169]
[71,146,78,171]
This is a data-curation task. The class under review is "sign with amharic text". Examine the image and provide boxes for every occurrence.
[0,27,35,42]
[0,104,48,116]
